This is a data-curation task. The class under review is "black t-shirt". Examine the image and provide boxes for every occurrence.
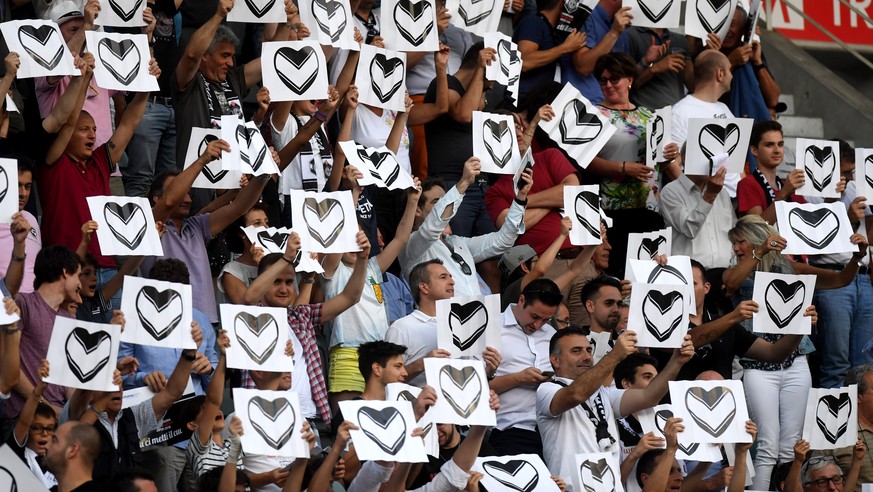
[52,480,110,492]
[424,75,474,181]
[149,0,181,95]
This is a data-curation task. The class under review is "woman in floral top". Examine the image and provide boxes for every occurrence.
[586,53,680,277]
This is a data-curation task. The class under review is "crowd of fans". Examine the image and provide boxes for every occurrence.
[0,0,870,490]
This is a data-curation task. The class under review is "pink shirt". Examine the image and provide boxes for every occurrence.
[35,76,117,148]
[0,210,41,293]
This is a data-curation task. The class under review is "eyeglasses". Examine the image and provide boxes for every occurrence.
[30,424,57,434]
[598,76,624,86]
[550,316,571,328]
[804,475,843,488]
[440,236,472,276]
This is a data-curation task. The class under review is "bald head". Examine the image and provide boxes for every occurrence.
[693,50,731,87]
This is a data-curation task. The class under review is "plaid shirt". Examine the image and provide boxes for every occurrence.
[241,303,331,424]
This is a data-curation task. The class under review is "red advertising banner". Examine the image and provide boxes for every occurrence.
[767,0,873,48]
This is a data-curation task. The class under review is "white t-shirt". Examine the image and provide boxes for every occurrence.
[322,257,389,347]
[350,106,411,175]
[670,94,733,148]
[536,380,625,492]
[271,113,333,194]
[384,310,438,388]
[289,330,316,419]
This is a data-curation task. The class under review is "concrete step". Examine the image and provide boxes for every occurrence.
[778,115,824,139]
[779,94,795,116]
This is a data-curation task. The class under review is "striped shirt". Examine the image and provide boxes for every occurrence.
[186,433,243,481]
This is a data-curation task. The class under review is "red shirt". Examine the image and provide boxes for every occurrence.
[737,173,805,216]
[38,145,115,268]
[485,148,577,255]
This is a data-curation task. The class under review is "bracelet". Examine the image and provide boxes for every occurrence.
[751,249,762,261]
[88,405,106,417]
[852,253,865,261]
[11,252,25,262]
[281,255,295,264]
[621,161,627,175]
[514,197,528,206]
[753,63,766,72]
[182,351,197,362]
[314,111,329,122]
[0,326,19,335]
[299,277,315,284]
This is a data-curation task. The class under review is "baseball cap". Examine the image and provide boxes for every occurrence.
[499,245,537,278]
[45,0,84,26]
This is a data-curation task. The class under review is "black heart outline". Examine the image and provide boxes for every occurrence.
[684,386,736,438]
[439,365,482,418]
[816,393,851,445]
[649,114,665,161]
[135,286,182,341]
[108,0,144,22]
[638,0,673,23]
[482,119,513,169]
[246,127,269,173]
[457,0,496,26]
[0,166,8,204]
[698,122,740,160]
[787,207,840,250]
[448,300,488,351]
[803,145,836,193]
[103,202,148,250]
[197,134,229,183]
[559,99,602,145]
[482,460,539,492]
[97,38,141,86]
[369,53,405,104]
[642,289,684,342]
[638,235,666,260]
[646,264,688,285]
[394,0,434,46]
[397,390,417,402]
[244,0,277,18]
[0,466,17,492]
[655,409,700,455]
[257,230,290,252]
[764,279,805,329]
[497,39,519,79]
[573,191,602,239]
[312,0,348,42]
[579,458,615,492]
[248,396,295,449]
[302,197,345,248]
[65,327,112,383]
[696,0,731,34]
[234,312,279,365]
[357,406,407,455]
[357,147,400,187]
[274,46,319,95]
[17,25,64,70]
[864,154,873,191]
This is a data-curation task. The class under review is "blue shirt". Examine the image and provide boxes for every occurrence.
[382,272,413,324]
[563,4,629,104]
[513,13,558,98]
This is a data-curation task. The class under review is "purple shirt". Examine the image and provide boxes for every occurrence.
[0,210,41,293]
[3,291,74,418]
[140,214,217,323]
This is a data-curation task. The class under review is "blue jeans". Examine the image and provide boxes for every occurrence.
[443,179,497,237]
[123,100,177,197]
[814,274,873,388]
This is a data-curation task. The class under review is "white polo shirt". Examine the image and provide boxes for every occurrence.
[385,310,438,388]
[493,306,555,431]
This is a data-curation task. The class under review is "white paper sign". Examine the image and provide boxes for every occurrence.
[122,378,195,409]
[564,185,603,246]
[120,276,195,349]
[802,385,858,450]
[386,382,439,457]
[751,271,816,335]
[436,294,502,358]
[629,282,689,348]
[574,452,625,492]
[628,256,696,315]
[221,114,245,171]
[540,84,616,169]
[684,118,753,176]
[86,196,164,256]
[853,148,873,203]
[223,304,293,372]
[5,94,18,113]
[261,41,329,102]
[0,158,18,224]
[645,106,672,168]
[357,45,407,112]
[472,454,561,492]
[446,0,503,36]
[0,20,77,79]
[338,141,416,190]
[289,190,360,253]
[623,0,682,28]
[44,317,120,392]
[638,404,722,461]
[796,138,841,198]
[292,251,326,274]
[776,201,856,256]
[227,0,287,22]
[484,33,521,89]
[625,228,672,280]
[472,112,520,175]
[241,122,280,176]
[379,0,439,52]
[339,399,429,462]
[297,0,358,49]
[86,32,158,92]
[0,444,51,491]
[233,389,309,457]
[684,0,738,41]
[668,380,752,444]
[182,128,242,189]
[243,226,292,254]
[424,358,496,426]
[95,0,147,27]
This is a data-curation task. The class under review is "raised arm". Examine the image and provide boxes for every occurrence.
[45,56,92,166]
[107,87,152,164]
[620,335,693,416]
[518,30,584,71]
[571,7,631,75]
[277,87,340,170]
[4,214,30,298]
[0,298,21,394]
[407,44,450,126]
[242,233,300,305]
[151,139,229,223]
[320,232,370,323]
[176,0,232,92]
[642,417,682,492]
[13,359,48,445]
[376,180,421,272]
[151,322,203,418]
[727,421,758,492]
[385,96,411,154]
[448,49,493,124]
[207,174,271,236]
[194,330,229,446]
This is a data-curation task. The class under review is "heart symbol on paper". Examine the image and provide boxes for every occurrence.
[448,300,488,351]
[655,409,701,455]
[649,114,665,161]
[0,467,17,492]
[439,365,482,418]
[685,386,736,438]
[559,99,602,146]
[646,264,688,285]
[244,0,276,18]
[803,145,836,193]
[816,393,852,444]
[864,154,873,190]
[698,123,740,161]
[108,0,143,21]
[642,289,684,342]
[696,0,731,34]
[246,127,269,173]
[197,134,228,183]
[248,396,295,449]
[303,197,345,248]
[234,312,279,365]
[65,327,112,383]
[312,0,348,42]
[787,208,840,250]
[235,124,252,167]
[764,279,805,329]
[397,390,418,402]
[497,39,519,79]
[638,0,673,23]
[358,406,407,455]
[18,25,65,70]
[257,229,290,252]
[458,0,495,26]
[275,46,319,95]
[573,191,602,240]
[135,286,182,341]
[103,202,148,250]
[97,38,141,86]
[579,458,616,492]
[357,148,400,187]
[369,53,405,104]
[482,460,540,492]
[0,167,8,204]
[638,235,666,260]
[394,0,434,46]
[482,119,513,169]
